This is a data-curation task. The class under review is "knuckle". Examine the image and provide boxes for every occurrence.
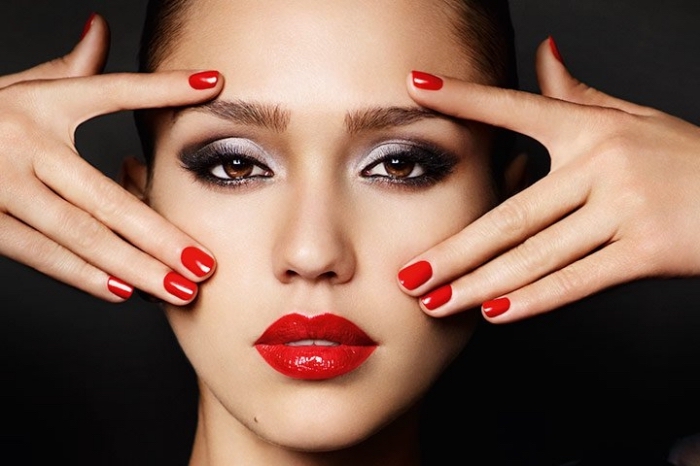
[550,266,585,297]
[490,198,531,238]
[510,235,549,272]
[91,181,130,221]
[62,210,109,255]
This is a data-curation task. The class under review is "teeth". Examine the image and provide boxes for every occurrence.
[286,339,339,347]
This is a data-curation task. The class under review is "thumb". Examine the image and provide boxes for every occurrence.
[535,36,652,115]
[0,13,110,89]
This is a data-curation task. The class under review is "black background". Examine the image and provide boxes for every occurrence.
[1,1,699,465]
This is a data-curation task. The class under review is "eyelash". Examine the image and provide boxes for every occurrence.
[360,143,457,188]
[179,139,457,189]
[180,139,273,188]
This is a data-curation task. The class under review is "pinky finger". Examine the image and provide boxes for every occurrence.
[482,242,638,323]
[0,214,132,303]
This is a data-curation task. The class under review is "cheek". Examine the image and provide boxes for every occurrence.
[360,173,495,266]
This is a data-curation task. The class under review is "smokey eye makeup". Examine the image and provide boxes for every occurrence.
[179,137,459,190]
[360,141,459,189]
[179,138,274,188]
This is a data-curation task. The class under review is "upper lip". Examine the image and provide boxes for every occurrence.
[254,313,376,346]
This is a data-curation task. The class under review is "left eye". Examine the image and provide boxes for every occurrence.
[210,157,272,180]
[362,157,426,179]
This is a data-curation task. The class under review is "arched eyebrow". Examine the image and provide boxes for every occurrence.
[174,99,290,132]
[174,100,446,133]
[344,106,442,134]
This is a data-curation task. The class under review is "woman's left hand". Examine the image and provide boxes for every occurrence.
[397,37,700,323]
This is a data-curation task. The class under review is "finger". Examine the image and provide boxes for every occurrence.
[39,69,224,126]
[419,206,614,317]
[536,36,657,116]
[407,70,595,150]
[481,241,640,323]
[398,164,589,296]
[0,13,110,89]
[0,213,130,303]
[7,177,199,306]
[39,152,214,284]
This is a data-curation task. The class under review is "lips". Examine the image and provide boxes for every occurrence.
[254,313,377,380]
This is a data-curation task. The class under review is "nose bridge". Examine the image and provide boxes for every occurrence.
[274,176,355,284]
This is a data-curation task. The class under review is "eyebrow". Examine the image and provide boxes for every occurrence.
[175,100,445,134]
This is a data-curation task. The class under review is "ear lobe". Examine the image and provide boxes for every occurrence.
[118,155,149,201]
[503,152,530,197]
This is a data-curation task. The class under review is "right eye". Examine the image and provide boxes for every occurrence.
[210,156,272,181]
[180,138,274,188]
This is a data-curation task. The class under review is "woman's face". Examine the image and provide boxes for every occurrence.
[144,0,497,452]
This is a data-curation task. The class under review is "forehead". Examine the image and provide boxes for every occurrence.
[159,0,483,103]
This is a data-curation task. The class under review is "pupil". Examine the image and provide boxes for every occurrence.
[385,158,414,178]
[223,159,253,178]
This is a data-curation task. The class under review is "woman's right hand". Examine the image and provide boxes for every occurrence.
[0,13,223,305]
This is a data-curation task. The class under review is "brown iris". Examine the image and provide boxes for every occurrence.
[222,159,255,178]
[383,158,416,178]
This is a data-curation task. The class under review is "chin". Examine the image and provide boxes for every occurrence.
[238,382,420,453]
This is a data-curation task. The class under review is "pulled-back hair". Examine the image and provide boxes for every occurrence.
[138,0,517,87]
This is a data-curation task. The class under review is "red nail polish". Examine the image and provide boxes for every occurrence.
[412,71,443,91]
[483,297,511,318]
[421,285,452,311]
[189,71,220,90]
[108,276,133,300]
[398,261,433,291]
[164,272,197,301]
[80,12,96,41]
[181,246,215,278]
[548,36,564,64]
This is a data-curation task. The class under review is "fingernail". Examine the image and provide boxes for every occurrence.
[548,36,564,64]
[80,12,97,41]
[181,246,215,278]
[398,261,433,291]
[189,71,220,90]
[412,71,443,91]
[421,285,452,311]
[483,297,510,318]
[107,276,133,300]
[164,272,198,301]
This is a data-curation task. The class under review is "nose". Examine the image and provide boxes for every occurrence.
[273,184,356,285]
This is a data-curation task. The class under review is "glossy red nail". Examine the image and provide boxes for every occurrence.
[189,71,220,90]
[107,276,133,300]
[80,12,96,41]
[421,285,452,311]
[398,261,433,291]
[181,246,215,278]
[548,36,564,64]
[412,71,443,91]
[164,272,197,301]
[483,297,511,318]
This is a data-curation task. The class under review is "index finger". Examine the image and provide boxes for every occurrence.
[27,69,224,127]
[407,71,592,149]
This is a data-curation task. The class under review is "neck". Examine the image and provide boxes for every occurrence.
[188,385,423,466]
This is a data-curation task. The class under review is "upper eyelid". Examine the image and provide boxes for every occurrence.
[359,140,454,167]
[180,137,274,167]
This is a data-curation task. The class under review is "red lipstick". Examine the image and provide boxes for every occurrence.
[254,313,377,380]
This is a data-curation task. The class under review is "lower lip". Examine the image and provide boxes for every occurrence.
[254,314,377,380]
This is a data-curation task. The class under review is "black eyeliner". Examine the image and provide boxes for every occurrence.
[179,139,273,188]
[361,142,459,189]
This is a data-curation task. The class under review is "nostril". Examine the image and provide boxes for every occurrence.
[284,269,338,282]
[319,271,338,281]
